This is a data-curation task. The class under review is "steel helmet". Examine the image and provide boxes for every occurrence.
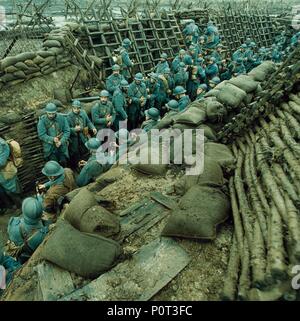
[199,36,205,40]
[112,64,121,71]
[210,57,216,63]
[120,79,129,88]
[197,57,204,63]
[207,20,214,26]
[236,58,243,64]
[149,72,159,80]
[189,45,196,51]
[160,53,168,59]
[145,108,160,120]
[179,62,186,68]
[42,161,64,177]
[179,49,186,55]
[250,42,256,48]
[134,73,143,81]
[166,100,179,111]
[85,138,101,150]
[22,197,43,225]
[183,55,193,66]
[198,83,208,91]
[45,103,57,113]
[122,38,132,47]
[211,76,221,85]
[173,86,186,96]
[72,100,82,108]
[100,90,109,97]
[241,44,247,49]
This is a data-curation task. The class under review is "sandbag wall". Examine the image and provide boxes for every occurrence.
[0,25,80,91]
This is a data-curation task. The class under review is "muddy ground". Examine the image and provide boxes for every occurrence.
[1,166,233,301]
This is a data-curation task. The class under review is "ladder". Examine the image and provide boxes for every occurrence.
[64,30,101,85]
[166,12,186,51]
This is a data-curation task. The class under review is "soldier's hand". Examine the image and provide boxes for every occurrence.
[55,141,62,148]
[107,122,112,127]
[75,125,81,132]
[38,184,46,190]
[92,128,97,135]
[128,98,132,104]
[53,137,60,143]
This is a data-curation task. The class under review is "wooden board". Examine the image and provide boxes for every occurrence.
[35,261,75,301]
[60,237,191,301]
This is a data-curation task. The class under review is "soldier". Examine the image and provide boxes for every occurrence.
[174,62,188,88]
[271,44,282,63]
[183,19,200,46]
[141,108,160,132]
[37,161,76,220]
[208,77,221,90]
[76,138,107,187]
[163,100,180,118]
[0,245,20,295]
[196,36,206,58]
[211,44,225,66]
[171,49,186,73]
[188,45,198,61]
[155,53,170,75]
[173,86,191,112]
[205,56,219,80]
[205,21,220,50]
[232,58,246,77]
[0,137,22,212]
[91,90,116,132]
[67,100,97,169]
[244,42,256,72]
[157,68,175,113]
[119,38,134,80]
[7,197,49,264]
[128,73,147,130]
[245,37,252,48]
[37,103,70,167]
[106,64,125,97]
[112,80,130,131]
[196,83,208,101]
[232,44,247,62]
[145,73,160,109]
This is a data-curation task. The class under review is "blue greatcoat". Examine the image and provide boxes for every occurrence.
[128,82,148,128]
[145,79,161,109]
[37,114,70,161]
[120,47,134,79]
[106,73,125,96]
[112,88,128,130]
[205,63,219,80]
[171,55,185,73]
[178,95,191,112]
[0,251,20,291]
[155,61,170,75]
[91,101,116,131]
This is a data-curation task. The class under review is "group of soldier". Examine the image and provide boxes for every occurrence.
[1,20,300,290]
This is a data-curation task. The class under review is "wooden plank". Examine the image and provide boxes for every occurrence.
[60,237,191,301]
[35,261,75,301]
[150,191,177,210]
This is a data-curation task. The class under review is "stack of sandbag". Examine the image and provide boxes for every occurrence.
[248,61,276,82]
[162,156,231,240]
[0,26,75,90]
[40,220,123,278]
[64,188,120,238]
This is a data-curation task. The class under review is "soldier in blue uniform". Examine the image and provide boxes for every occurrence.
[7,197,49,264]
[205,21,220,49]
[141,108,160,132]
[208,76,221,91]
[171,49,186,73]
[106,64,125,97]
[157,68,175,113]
[119,38,134,80]
[232,44,247,62]
[196,83,208,101]
[205,56,219,80]
[112,79,130,131]
[164,100,180,117]
[76,138,108,187]
[155,53,170,75]
[91,90,116,132]
[196,36,206,58]
[173,86,191,112]
[145,73,160,109]
[183,19,200,46]
[174,62,188,88]
[37,103,70,167]
[0,137,22,212]
[128,73,147,130]
[232,58,246,77]
[67,100,97,169]
[271,44,282,63]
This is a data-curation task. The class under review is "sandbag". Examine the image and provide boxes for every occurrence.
[216,83,247,108]
[197,124,217,141]
[174,107,206,125]
[14,62,30,71]
[228,75,258,93]
[1,57,19,70]
[0,73,17,83]
[53,88,72,104]
[205,99,227,123]
[95,167,126,190]
[40,220,123,278]
[13,70,26,79]
[162,185,230,240]
[131,143,168,176]
[4,65,18,73]
[64,188,120,237]
[43,40,62,48]
[204,88,220,98]
[48,47,64,55]
[172,123,196,131]
[204,142,235,168]
[15,52,36,63]
[42,67,57,75]
[24,60,38,68]
[33,55,46,65]
[24,67,41,75]
[40,56,55,68]
[6,79,25,87]
[174,156,224,195]
[37,50,54,58]
[248,69,266,82]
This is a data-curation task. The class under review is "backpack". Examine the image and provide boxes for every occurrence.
[7,139,23,168]
[112,48,123,66]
